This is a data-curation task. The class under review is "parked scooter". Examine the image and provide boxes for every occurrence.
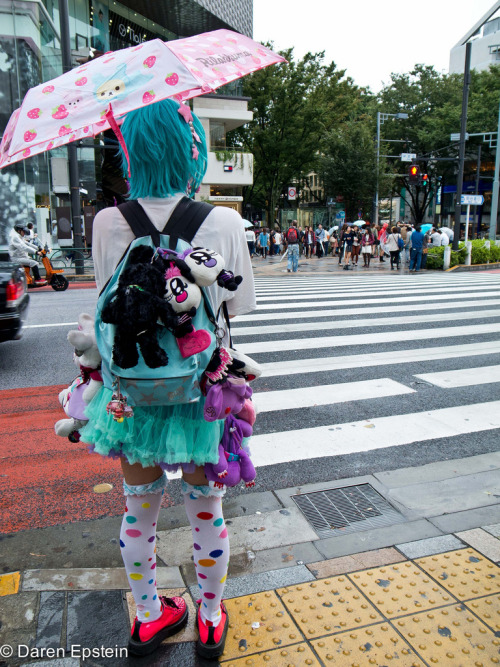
[24,248,69,291]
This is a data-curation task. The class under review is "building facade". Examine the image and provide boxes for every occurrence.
[0,0,253,248]
[450,1,500,74]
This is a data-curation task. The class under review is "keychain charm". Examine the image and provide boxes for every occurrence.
[106,378,134,422]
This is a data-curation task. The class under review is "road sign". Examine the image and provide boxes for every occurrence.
[461,194,484,205]
[335,211,345,221]
[451,133,469,142]
[400,153,417,162]
[288,187,296,200]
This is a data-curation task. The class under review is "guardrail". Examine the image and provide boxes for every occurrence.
[48,248,93,274]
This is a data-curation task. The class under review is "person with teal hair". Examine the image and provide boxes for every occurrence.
[83,98,256,659]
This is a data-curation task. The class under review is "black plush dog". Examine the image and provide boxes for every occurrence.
[102,246,179,369]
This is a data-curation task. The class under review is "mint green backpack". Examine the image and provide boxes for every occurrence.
[95,197,217,407]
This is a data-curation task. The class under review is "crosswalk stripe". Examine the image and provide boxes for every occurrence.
[414,365,500,388]
[256,285,500,302]
[252,378,415,413]
[249,400,500,467]
[238,322,500,355]
[259,341,500,377]
[254,280,500,294]
[232,309,500,337]
[255,291,500,311]
[233,299,500,324]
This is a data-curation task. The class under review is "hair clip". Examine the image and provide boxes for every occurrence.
[178,103,201,161]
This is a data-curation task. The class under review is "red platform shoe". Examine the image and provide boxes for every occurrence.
[196,600,229,659]
[128,595,188,656]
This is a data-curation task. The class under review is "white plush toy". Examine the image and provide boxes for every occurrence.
[54,313,103,442]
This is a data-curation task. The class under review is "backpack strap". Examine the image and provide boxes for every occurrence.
[163,196,214,250]
[118,200,162,247]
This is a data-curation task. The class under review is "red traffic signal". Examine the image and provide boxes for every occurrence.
[421,173,429,186]
[408,164,420,184]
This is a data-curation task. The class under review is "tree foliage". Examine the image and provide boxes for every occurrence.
[233,48,362,224]
[319,120,379,221]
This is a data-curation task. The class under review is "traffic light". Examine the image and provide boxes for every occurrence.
[408,164,420,185]
[420,173,429,186]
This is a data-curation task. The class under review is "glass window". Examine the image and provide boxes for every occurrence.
[210,121,226,150]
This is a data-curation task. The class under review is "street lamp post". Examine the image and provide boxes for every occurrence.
[375,112,408,227]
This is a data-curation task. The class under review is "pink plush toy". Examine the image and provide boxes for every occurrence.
[203,376,256,488]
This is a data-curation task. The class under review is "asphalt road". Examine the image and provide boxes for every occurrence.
[1,271,499,570]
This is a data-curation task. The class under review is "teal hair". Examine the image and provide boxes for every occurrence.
[120,99,207,199]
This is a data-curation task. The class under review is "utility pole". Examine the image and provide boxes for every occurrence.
[489,99,500,240]
[58,0,84,273]
[453,41,471,251]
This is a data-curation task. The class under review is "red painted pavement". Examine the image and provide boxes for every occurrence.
[0,385,173,533]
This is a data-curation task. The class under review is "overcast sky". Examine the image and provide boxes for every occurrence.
[253,0,497,92]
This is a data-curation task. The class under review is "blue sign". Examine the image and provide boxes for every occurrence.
[335,211,345,221]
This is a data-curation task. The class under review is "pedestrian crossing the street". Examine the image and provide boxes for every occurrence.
[231,272,500,472]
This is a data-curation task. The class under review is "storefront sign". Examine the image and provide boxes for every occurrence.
[209,196,243,202]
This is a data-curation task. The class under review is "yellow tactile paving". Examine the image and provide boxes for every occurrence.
[221,591,300,661]
[464,594,500,633]
[0,571,20,596]
[221,642,321,666]
[276,577,382,638]
[417,548,500,601]
[311,623,425,666]
[348,561,454,618]
[395,603,500,665]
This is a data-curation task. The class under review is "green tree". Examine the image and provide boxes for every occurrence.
[319,119,379,221]
[378,65,463,224]
[233,48,362,225]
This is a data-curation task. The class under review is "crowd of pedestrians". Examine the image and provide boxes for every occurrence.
[245,220,453,274]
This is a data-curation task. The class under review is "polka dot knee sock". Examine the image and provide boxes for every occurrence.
[120,491,163,622]
[183,491,230,626]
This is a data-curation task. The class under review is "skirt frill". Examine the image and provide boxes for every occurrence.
[80,386,223,469]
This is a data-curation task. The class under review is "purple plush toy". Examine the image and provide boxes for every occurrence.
[203,376,256,488]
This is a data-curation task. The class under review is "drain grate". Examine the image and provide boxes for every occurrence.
[292,483,405,539]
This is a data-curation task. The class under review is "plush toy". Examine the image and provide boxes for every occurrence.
[203,376,252,422]
[205,414,256,488]
[202,376,256,488]
[101,246,181,369]
[163,263,212,358]
[55,313,103,442]
[159,246,242,291]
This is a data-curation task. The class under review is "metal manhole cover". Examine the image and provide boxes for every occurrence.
[292,483,405,539]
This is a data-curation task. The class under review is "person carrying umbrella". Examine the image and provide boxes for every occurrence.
[80,100,256,659]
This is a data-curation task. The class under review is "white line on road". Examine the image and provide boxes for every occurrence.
[259,341,500,377]
[233,299,500,324]
[25,322,78,329]
[256,285,500,302]
[250,400,500,467]
[255,291,500,311]
[254,279,499,294]
[253,378,415,413]
[237,323,500,355]
[232,309,500,337]
[414,365,500,388]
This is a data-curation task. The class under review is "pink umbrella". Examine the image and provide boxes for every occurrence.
[0,29,285,171]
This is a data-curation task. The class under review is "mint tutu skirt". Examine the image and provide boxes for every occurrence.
[80,386,224,470]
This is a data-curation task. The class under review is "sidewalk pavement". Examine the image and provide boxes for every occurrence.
[1,452,499,666]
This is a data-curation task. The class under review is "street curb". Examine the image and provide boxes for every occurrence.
[446,262,500,272]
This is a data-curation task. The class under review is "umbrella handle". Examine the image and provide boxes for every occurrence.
[105,105,131,177]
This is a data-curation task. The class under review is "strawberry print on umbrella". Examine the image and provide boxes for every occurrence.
[0,29,286,169]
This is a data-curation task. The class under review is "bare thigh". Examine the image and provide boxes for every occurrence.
[120,459,208,487]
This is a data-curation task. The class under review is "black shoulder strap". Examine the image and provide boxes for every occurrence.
[118,200,161,247]
[118,197,214,250]
[163,196,214,249]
